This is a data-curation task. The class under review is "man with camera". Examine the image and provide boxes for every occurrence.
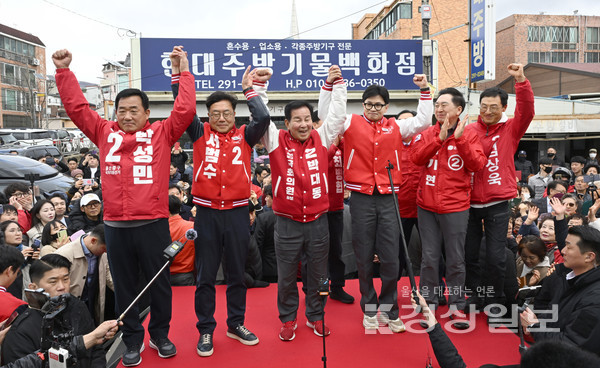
[1,254,107,368]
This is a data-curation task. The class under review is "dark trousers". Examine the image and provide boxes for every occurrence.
[399,217,418,280]
[465,202,509,303]
[327,210,346,287]
[275,215,329,323]
[194,205,249,334]
[105,219,172,348]
[350,192,400,319]
[418,207,469,310]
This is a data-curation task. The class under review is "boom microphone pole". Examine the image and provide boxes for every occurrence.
[116,229,198,323]
[385,161,418,301]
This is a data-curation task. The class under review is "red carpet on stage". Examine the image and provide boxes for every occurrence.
[132,278,522,368]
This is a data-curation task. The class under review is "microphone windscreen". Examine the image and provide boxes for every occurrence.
[185,228,198,241]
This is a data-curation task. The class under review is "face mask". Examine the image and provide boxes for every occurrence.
[518,156,526,162]
[590,153,597,159]
[543,166,553,174]
[522,193,531,201]
[547,153,555,158]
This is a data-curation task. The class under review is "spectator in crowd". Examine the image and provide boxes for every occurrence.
[584,162,600,175]
[69,194,103,235]
[259,65,347,340]
[586,148,598,166]
[528,158,553,199]
[318,69,431,332]
[49,192,70,227]
[82,154,101,183]
[521,226,600,356]
[39,220,69,256]
[519,184,535,202]
[53,46,196,366]
[55,225,112,324]
[515,150,534,184]
[252,166,270,188]
[561,193,582,217]
[4,183,33,232]
[570,156,586,184]
[170,143,188,174]
[167,195,195,286]
[0,204,19,224]
[0,245,26,320]
[516,235,550,287]
[67,157,79,173]
[532,180,568,214]
[39,154,69,173]
[26,200,56,247]
[251,142,269,169]
[396,110,422,280]
[537,200,569,264]
[169,163,181,186]
[412,87,485,328]
[0,220,37,299]
[1,254,105,368]
[573,175,592,202]
[171,60,269,356]
[547,147,566,169]
[517,204,541,238]
[568,214,587,227]
[551,167,571,184]
[168,184,193,221]
[252,185,276,283]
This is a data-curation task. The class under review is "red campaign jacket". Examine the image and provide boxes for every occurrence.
[56,69,196,221]
[398,141,420,218]
[467,80,535,204]
[327,140,344,212]
[270,130,329,222]
[411,122,486,214]
[191,124,252,209]
[343,114,404,194]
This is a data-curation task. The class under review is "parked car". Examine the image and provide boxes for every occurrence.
[0,145,64,162]
[0,132,19,146]
[0,155,73,196]
[67,129,94,150]
[0,128,76,155]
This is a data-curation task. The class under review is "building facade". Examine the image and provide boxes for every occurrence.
[352,0,470,89]
[0,24,46,128]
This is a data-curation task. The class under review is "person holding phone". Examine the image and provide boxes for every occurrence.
[39,220,70,256]
[170,142,188,175]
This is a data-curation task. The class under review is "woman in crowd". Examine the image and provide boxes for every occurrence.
[39,220,70,256]
[26,200,56,246]
[515,235,550,287]
[561,193,582,217]
[0,220,39,299]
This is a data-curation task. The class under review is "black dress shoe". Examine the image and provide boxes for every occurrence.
[330,287,355,304]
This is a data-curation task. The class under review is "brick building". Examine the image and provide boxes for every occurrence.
[491,14,600,86]
[0,23,46,128]
[352,0,469,89]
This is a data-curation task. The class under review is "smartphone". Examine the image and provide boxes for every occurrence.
[24,288,50,310]
[57,229,68,241]
[174,142,181,150]
[0,310,18,331]
[81,178,95,186]
[31,239,41,251]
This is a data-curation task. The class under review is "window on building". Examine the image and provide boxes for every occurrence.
[364,2,412,39]
[3,64,16,84]
[528,26,578,50]
[528,51,578,63]
[2,89,18,111]
[587,27,600,50]
[585,52,600,63]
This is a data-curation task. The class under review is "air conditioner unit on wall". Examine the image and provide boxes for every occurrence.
[32,58,40,66]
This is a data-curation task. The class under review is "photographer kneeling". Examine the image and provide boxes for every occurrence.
[1,254,118,368]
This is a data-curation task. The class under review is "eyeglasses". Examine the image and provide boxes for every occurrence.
[480,104,501,113]
[363,103,387,111]
[209,111,233,120]
[12,191,31,198]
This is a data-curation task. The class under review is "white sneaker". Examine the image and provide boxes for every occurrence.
[362,314,378,329]
[387,318,406,333]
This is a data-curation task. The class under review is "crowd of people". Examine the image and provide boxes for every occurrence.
[1,45,599,368]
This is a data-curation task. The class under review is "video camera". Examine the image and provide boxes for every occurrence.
[25,289,77,368]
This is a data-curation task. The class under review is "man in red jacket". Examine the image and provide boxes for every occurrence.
[411,88,486,327]
[464,64,535,316]
[259,66,347,341]
[52,46,196,366]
